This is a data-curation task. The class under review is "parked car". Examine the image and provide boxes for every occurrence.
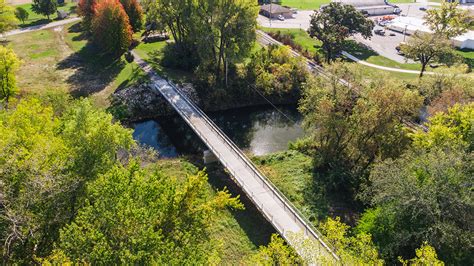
[277,15,285,21]
[396,42,406,55]
[374,28,386,36]
[393,8,401,14]
[419,7,427,11]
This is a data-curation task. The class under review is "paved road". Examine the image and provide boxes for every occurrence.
[131,50,339,264]
[4,17,81,37]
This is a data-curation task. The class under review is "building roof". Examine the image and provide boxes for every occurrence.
[260,4,292,14]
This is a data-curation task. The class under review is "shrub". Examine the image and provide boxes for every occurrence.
[14,6,28,24]
[91,0,132,56]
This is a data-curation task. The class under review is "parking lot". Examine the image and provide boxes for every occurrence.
[257,10,314,30]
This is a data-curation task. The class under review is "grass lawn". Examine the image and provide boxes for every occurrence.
[154,158,274,264]
[261,27,321,54]
[7,22,145,107]
[134,40,193,84]
[457,48,474,69]
[253,150,360,225]
[14,1,77,28]
[280,0,330,10]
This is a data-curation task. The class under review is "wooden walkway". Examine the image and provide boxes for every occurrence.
[132,51,339,263]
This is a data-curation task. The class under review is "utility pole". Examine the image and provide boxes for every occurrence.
[403,25,408,42]
[269,0,273,28]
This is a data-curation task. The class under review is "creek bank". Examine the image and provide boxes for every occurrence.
[110,82,300,123]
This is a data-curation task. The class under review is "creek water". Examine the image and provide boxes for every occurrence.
[132,105,304,157]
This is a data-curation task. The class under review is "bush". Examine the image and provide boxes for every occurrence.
[14,7,29,24]
[91,0,132,56]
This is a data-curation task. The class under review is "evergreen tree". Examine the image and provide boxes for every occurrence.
[31,0,57,20]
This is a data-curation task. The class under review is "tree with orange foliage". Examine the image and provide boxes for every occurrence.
[91,0,132,56]
[119,0,143,32]
[77,0,96,32]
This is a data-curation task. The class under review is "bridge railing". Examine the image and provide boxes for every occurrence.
[160,80,340,262]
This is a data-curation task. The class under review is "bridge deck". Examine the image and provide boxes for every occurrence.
[132,51,338,263]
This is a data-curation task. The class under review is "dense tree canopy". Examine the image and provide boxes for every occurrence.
[424,1,472,39]
[119,0,143,32]
[298,63,423,195]
[308,2,374,63]
[77,0,97,32]
[147,0,258,84]
[56,163,243,264]
[31,0,57,20]
[248,45,309,96]
[0,0,17,35]
[0,98,133,263]
[359,103,474,264]
[91,0,132,56]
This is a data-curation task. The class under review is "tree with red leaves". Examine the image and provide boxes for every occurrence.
[91,0,132,56]
[119,0,143,32]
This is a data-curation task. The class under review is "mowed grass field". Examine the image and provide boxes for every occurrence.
[13,1,77,27]
[7,22,144,107]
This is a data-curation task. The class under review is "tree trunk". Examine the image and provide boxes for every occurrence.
[419,62,427,78]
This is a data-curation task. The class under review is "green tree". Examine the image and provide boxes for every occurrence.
[149,0,195,56]
[247,44,309,96]
[0,0,17,35]
[31,0,57,20]
[0,98,133,263]
[424,1,472,39]
[298,63,423,195]
[57,163,243,264]
[247,234,302,265]
[195,0,258,85]
[320,217,383,265]
[399,242,444,266]
[0,46,20,107]
[411,103,473,151]
[308,2,374,63]
[401,32,459,77]
[91,0,132,56]
[361,147,473,263]
[14,6,28,24]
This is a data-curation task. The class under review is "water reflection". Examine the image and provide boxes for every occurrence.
[132,120,178,158]
[132,106,303,157]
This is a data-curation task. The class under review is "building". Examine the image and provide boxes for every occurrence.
[388,16,474,49]
[331,0,397,16]
[260,4,293,19]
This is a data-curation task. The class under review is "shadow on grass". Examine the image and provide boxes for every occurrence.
[206,163,275,248]
[458,48,474,68]
[342,40,378,60]
[116,65,148,92]
[19,18,51,29]
[56,32,126,97]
